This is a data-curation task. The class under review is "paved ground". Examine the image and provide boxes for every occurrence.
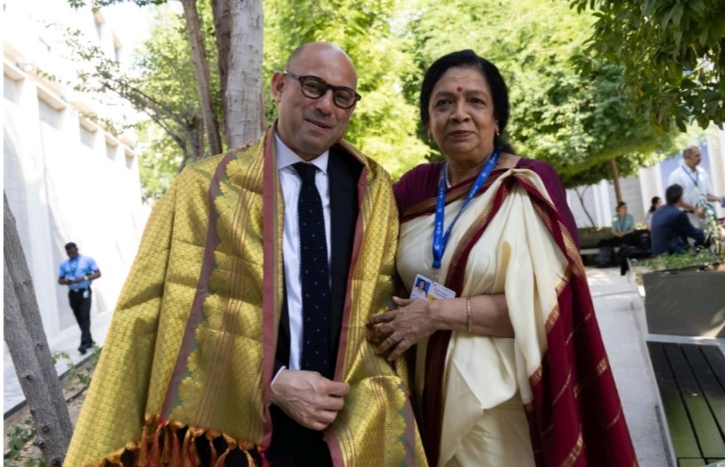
[6,266,722,466]
[586,268,671,466]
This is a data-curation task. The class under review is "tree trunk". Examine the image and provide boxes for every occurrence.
[180,0,223,156]
[225,0,265,148]
[212,0,231,129]
[574,185,597,228]
[609,157,622,203]
[4,194,72,466]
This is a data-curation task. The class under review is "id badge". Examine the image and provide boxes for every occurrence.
[409,274,456,301]
[82,290,89,299]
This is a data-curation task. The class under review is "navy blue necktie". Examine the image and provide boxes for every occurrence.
[293,162,331,377]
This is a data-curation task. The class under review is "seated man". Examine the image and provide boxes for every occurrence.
[651,184,709,256]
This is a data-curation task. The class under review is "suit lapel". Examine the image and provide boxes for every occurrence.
[327,148,361,356]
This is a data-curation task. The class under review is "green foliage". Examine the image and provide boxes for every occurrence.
[130,4,219,200]
[636,249,722,272]
[400,0,679,186]
[51,345,102,389]
[56,3,217,202]
[5,418,36,461]
[72,0,688,191]
[68,0,165,8]
[265,0,430,178]
[50,351,70,365]
[567,0,725,132]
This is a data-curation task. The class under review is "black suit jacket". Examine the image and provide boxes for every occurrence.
[274,146,363,380]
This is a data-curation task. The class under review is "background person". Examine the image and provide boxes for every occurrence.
[368,50,635,467]
[66,42,424,467]
[610,201,651,275]
[667,145,725,228]
[645,196,662,229]
[57,242,101,355]
[611,200,635,240]
[651,184,709,256]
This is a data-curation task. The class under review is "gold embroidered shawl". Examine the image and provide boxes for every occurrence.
[65,129,425,466]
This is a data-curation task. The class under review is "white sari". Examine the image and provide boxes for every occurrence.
[397,168,569,467]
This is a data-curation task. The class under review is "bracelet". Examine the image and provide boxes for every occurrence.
[83,275,89,281]
[465,298,472,333]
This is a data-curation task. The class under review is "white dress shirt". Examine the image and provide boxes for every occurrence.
[276,134,332,372]
[667,164,713,208]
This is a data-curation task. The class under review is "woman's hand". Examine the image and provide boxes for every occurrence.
[367,296,441,361]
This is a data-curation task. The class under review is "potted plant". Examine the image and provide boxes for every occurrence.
[633,207,725,338]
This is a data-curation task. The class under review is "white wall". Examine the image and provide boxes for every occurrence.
[3,0,147,347]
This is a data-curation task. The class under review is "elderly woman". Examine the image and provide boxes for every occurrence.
[368,50,636,466]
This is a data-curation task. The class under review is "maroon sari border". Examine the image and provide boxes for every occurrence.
[400,168,507,222]
[420,172,635,466]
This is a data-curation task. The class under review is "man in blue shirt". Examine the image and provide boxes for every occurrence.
[650,184,709,256]
[58,242,101,354]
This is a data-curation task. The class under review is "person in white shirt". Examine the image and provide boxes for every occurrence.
[667,145,725,228]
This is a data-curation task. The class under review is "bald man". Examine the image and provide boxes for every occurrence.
[667,145,725,228]
[66,43,424,466]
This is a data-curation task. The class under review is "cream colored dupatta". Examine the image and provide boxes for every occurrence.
[397,168,568,466]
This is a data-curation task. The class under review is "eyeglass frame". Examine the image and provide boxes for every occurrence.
[283,71,361,109]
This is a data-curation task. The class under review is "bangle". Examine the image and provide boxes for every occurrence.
[465,298,472,333]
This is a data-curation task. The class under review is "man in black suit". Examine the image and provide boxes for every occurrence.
[261,42,362,466]
[651,184,709,256]
[66,41,424,467]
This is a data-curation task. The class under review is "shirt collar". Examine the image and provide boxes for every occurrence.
[275,133,329,175]
[682,164,698,173]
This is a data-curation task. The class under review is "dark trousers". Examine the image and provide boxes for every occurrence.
[265,405,333,467]
[193,405,332,467]
[68,288,93,348]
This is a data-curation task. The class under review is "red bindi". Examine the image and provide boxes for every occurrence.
[456,87,463,92]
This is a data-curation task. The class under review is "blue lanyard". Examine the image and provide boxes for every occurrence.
[681,166,699,187]
[432,148,501,272]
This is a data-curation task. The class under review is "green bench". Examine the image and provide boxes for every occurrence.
[647,342,725,467]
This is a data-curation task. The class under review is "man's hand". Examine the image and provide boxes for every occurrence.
[270,370,350,431]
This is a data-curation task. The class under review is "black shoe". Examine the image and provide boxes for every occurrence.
[78,346,87,355]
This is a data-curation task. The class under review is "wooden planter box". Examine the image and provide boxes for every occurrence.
[643,266,725,337]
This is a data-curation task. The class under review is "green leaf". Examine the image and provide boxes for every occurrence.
[700,90,723,101]
[671,2,684,27]
[698,24,710,46]
[689,0,705,15]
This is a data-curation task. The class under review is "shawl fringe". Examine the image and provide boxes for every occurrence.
[85,414,259,467]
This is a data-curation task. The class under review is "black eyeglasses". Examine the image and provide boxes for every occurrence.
[284,71,361,109]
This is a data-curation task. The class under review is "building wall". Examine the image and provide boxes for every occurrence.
[3,0,146,347]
